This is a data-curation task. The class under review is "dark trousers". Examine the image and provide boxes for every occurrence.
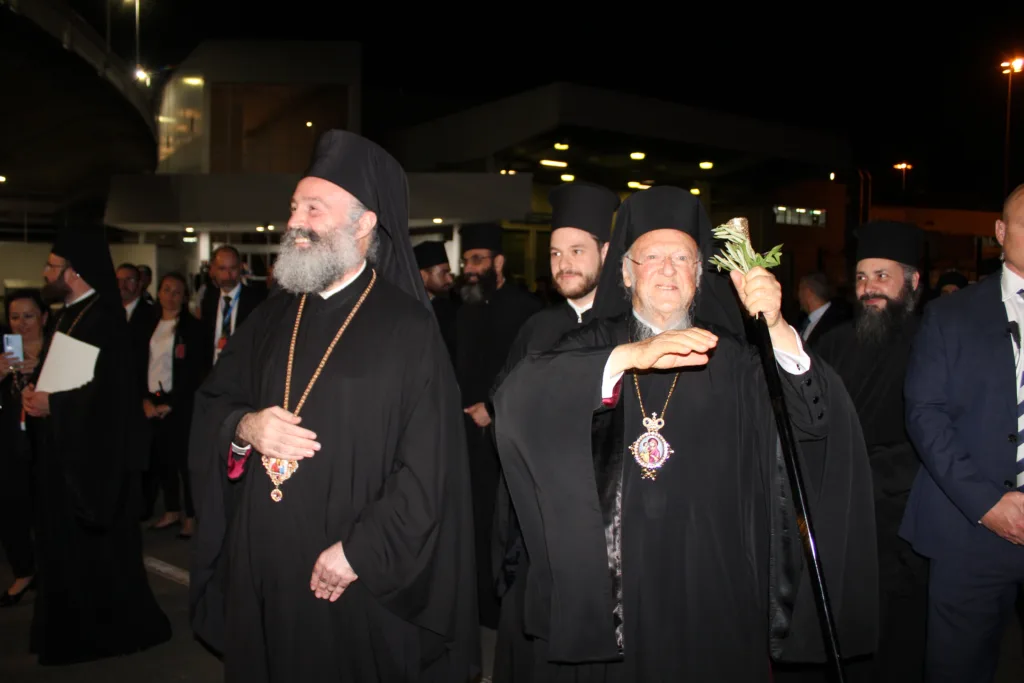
[926,548,1024,683]
[0,431,34,578]
[148,398,194,517]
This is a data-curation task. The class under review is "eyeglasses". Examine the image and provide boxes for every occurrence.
[625,253,695,270]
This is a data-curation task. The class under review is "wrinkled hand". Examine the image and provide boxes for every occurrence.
[310,542,358,602]
[731,267,783,329]
[464,402,492,428]
[609,328,719,376]
[22,384,50,417]
[981,492,1024,544]
[236,406,320,460]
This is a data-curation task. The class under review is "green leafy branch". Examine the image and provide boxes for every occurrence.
[707,218,783,273]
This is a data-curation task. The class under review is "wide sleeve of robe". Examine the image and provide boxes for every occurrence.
[341,310,481,671]
[188,295,281,654]
[764,346,879,664]
[47,303,143,529]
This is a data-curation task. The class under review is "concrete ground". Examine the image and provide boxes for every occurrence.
[0,529,1021,681]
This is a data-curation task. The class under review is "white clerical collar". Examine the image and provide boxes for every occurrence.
[67,288,96,307]
[632,309,664,335]
[566,298,593,320]
[1001,263,1024,302]
[321,261,368,299]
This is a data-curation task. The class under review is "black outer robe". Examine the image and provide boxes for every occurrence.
[27,292,171,665]
[188,269,480,682]
[455,282,541,628]
[813,318,927,681]
[492,314,878,682]
[490,302,596,679]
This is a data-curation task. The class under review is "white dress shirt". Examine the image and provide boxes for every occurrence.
[124,296,140,322]
[213,283,242,363]
[148,318,176,394]
[601,311,811,399]
[802,301,831,341]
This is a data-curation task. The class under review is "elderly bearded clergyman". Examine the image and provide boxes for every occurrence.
[493,186,878,682]
[188,130,479,683]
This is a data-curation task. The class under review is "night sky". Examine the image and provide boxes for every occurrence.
[67,2,1024,211]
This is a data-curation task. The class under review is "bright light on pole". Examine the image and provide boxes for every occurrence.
[893,162,913,191]
[1002,57,1024,195]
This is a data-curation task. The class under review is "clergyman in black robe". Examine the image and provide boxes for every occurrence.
[414,240,458,365]
[811,220,928,682]
[22,225,171,665]
[490,181,619,675]
[455,221,541,628]
[493,186,878,681]
[188,130,479,682]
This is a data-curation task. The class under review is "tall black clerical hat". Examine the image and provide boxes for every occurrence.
[414,241,449,270]
[303,129,429,310]
[592,186,745,336]
[855,221,922,267]
[51,225,121,312]
[460,223,504,254]
[549,182,620,243]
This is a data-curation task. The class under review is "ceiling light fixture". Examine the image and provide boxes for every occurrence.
[627,181,650,190]
[540,159,568,168]
[432,218,444,224]
[183,77,204,86]
[554,142,569,151]
[184,226,194,233]
[561,174,575,182]
[630,152,645,160]
[699,161,713,170]
[690,188,700,195]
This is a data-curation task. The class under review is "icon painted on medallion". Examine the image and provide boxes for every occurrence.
[262,456,299,502]
[630,413,674,480]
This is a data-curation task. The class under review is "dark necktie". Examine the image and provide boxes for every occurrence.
[221,295,234,340]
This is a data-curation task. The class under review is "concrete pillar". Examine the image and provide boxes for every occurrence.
[449,224,462,275]
[198,231,211,262]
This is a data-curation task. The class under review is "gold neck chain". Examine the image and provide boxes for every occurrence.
[632,372,680,421]
[62,296,98,336]
[282,270,376,416]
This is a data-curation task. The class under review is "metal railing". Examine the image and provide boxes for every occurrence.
[3,0,156,137]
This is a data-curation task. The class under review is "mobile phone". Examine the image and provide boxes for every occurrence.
[3,334,23,361]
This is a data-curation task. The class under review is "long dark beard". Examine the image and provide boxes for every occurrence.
[854,287,915,345]
[458,267,498,304]
[41,278,70,305]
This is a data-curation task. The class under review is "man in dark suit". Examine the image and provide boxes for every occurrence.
[796,272,852,349]
[116,263,156,352]
[198,245,265,365]
[901,183,1024,683]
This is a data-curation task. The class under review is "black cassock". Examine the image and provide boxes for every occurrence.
[189,268,479,682]
[816,318,927,681]
[493,315,878,682]
[28,293,171,665]
[455,283,540,627]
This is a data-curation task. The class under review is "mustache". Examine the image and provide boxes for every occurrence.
[556,270,582,278]
[284,227,322,244]
[859,292,895,305]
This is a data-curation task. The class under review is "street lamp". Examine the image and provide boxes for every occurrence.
[893,162,913,191]
[1001,57,1024,196]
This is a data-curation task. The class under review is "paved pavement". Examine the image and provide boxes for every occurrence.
[1,528,1022,681]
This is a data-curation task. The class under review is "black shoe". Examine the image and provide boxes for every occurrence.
[0,578,35,607]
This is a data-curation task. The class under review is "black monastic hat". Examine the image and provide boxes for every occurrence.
[51,225,121,311]
[549,182,620,243]
[304,129,429,309]
[460,223,504,254]
[855,221,922,267]
[414,241,449,270]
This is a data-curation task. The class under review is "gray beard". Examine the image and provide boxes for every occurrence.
[630,306,694,341]
[274,223,363,294]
